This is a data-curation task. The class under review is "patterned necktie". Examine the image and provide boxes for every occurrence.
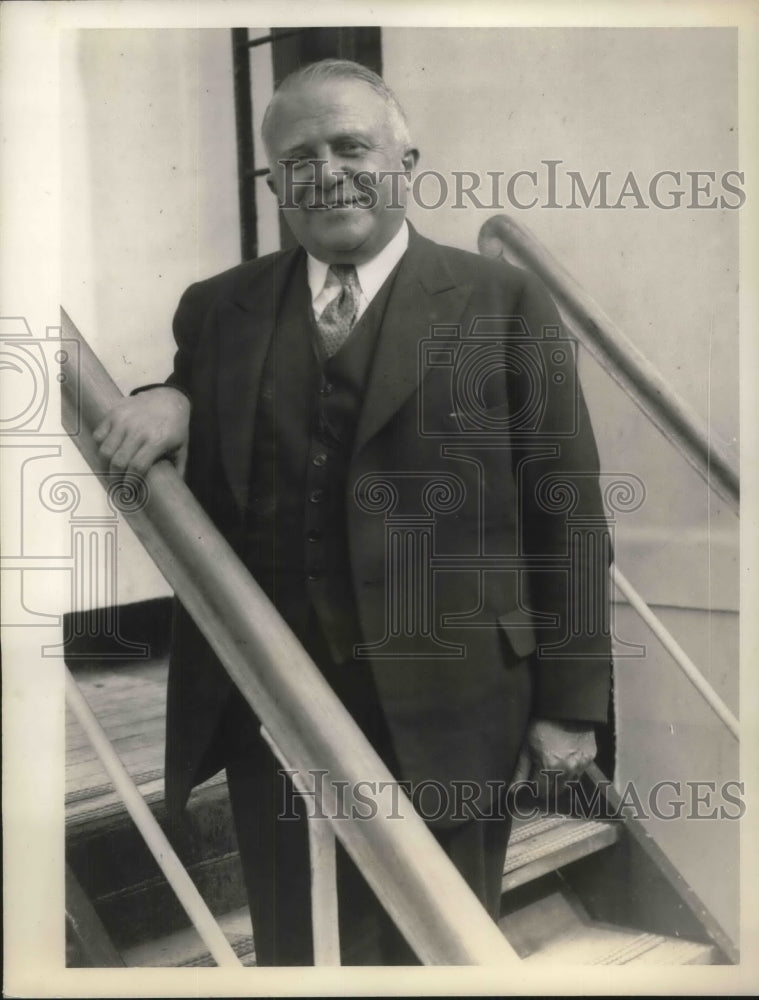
[315,264,361,358]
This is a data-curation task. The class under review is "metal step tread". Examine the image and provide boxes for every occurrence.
[500,888,717,966]
[124,903,714,968]
[526,924,716,965]
[96,850,241,906]
[503,814,619,892]
[122,905,256,967]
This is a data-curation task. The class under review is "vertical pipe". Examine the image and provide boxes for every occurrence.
[261,726,341,965]
[231,28,257,261]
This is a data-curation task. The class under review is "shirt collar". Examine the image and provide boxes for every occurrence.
[306,220,409,304]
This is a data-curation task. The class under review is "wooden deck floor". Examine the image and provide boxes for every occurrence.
[66,659,226,829]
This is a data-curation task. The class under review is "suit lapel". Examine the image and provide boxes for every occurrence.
[354,228,473,457]
[215,231,473,503]
[217,248,302,512]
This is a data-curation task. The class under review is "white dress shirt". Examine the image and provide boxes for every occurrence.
[307,221,409,323]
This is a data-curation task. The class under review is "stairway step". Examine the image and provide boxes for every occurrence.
[527,925,716,965]
[122,905,256,967]
[125,893,716,968]
[94,850,247,950]
[500,886,716,965]
[66,661,168,817]
[503,814,619,893]
[67,779,238,900]
[66,662,725,967]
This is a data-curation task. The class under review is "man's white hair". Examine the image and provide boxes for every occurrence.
[262,58,412,152]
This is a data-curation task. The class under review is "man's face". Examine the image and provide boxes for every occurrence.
[265,78,418,265]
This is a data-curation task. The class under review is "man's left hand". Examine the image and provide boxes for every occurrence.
[512,718,596,792]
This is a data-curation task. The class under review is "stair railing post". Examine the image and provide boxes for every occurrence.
[261,726,341,966]
[64,666,242,967]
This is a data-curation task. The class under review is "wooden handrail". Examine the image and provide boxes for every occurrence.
[479,215,739,513]
[58,308,518,966]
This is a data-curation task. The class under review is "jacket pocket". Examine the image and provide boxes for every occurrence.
[497,605,538,660]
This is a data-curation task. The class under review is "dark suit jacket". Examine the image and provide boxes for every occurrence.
[163,224,612,816]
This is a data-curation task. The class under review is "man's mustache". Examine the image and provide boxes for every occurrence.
[301,188,375,209]
[275,163,408,211]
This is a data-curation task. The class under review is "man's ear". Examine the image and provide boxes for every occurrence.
[401,147,420,176]
[265,172,276,195]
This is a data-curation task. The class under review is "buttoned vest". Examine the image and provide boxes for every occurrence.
[242,254,402,665]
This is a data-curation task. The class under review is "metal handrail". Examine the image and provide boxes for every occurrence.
[65,668,242,966]
[611,567,738,739]
[478,215,739,513]
[479,215,739,740]
[59,308,518,966]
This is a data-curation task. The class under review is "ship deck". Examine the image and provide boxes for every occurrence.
[66,658,225,829]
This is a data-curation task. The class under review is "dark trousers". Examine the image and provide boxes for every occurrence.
[226,743,512,966]
[221,616,513,965]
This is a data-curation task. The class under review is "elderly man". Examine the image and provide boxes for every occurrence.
[94,59,612,965]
